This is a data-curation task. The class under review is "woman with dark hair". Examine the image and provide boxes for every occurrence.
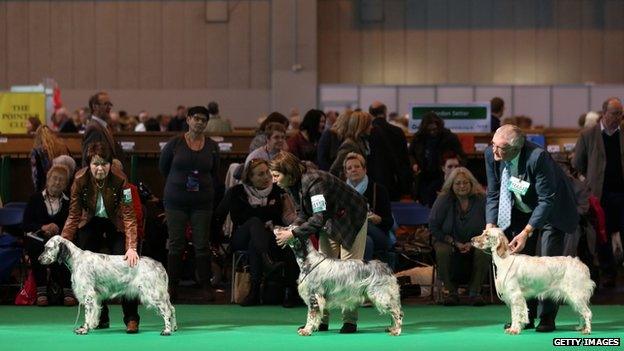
[249,112,290,151]
[270,151,367,334]
[23,165,76,306]
[409,111,465,207]
[214,158,297,306]
[287,109,326,163]
[61,142,140,333]
[317,110,351,171]
[159,106,220,302]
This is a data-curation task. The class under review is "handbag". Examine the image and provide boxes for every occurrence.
[233,270,251,304]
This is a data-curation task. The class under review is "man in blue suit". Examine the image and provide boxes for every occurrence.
[484,124,579,332]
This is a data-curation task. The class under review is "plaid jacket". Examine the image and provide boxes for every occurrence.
[290,169,367,249]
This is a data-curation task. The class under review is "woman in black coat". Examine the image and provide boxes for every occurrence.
[214,159,297,306]
[22,165,76,306]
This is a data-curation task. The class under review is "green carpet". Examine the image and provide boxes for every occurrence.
[0,305,622,351]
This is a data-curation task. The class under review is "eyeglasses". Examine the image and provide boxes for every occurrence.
[491,142,515,152]
[96,102,113,108]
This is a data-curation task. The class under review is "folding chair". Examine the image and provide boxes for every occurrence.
[0,206,26,288]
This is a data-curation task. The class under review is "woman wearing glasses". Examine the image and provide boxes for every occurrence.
[159,106,220,302]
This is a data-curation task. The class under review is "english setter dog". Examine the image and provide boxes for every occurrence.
[471,228,594,335]
[39,235,177,336]
[275,226,403,336]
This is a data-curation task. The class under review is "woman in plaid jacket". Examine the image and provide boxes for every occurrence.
[271,151,368,334]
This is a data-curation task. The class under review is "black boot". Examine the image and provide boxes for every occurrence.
[282,286,302,308]
[167,254,183,302]
[196,254,216,302]
[241,281,261,307]
[261,253,284,277]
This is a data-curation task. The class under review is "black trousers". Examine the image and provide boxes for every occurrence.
[230,217,298,285]
[504,208,564,321]
[77,217,140,324]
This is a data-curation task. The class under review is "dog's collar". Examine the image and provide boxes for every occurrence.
[299,257,327,283]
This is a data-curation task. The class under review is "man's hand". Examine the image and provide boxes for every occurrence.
[509,232,528,254]
[275,229,294,248]
[368,213,382,225]
[124,249,139,267]
[457,242,472,254]
[485,223,496,230]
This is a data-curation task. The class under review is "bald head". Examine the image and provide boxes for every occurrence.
[369,101,387,119]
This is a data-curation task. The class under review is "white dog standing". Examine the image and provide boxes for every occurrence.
[276,226,403,336]
[39,235,177,335]
[471,228,594,335]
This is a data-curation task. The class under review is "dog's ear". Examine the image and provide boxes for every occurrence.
[57,240,70,265]
[496,233,509,258]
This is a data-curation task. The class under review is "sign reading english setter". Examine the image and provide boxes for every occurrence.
[409,102,491,133]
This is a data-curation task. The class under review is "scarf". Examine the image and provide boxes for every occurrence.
[243,183,273,207]
[347,175,369,195]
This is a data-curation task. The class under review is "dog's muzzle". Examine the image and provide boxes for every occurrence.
[39,252,54,265]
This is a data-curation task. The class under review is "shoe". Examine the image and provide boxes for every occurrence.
[126,320,139,334]
[339,323,357,334]
[36,295,49,307]
[536,317,556,332]
[442,294,459,306]
[96,321,110,329]
[504,321,535,330]
[63,295,78,306]
[470,295,486,307]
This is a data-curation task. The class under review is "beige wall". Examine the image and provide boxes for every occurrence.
[0,0,318,127]
[319,0,624,85]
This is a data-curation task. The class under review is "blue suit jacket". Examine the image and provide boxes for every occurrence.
[485,140,579,233]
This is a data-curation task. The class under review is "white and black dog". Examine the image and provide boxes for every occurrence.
[276,226,403,336]
[39,235,177,335]
[471,228,594,335]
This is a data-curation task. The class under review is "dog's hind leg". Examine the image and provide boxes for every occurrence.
[298,294,323,336]
[368,286,403,336]
[567,295,592,335]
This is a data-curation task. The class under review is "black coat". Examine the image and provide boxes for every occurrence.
[214,184,287,231]
[367,118,412,201]
[22,192,70,234]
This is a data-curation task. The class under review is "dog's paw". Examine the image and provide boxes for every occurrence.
[580,327,591,335]
[160,329,172,336]
[74,326,89,335]
[388,327,401,336]
[298,327,313,336]
[505,327,521,335]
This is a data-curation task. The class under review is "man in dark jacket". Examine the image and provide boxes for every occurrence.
[367,101,412,201]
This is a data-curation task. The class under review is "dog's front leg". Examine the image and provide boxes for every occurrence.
[75,293,99,335]
[505,293,528,335]
[298,295,322,336]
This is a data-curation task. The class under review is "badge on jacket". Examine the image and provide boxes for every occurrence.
[311,194,327,213]
[123,188,133,204]
[508,176,530,196]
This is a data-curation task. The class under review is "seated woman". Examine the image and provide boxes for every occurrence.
[343,152,393,264]
[245,123,287,165]
[429,167,489,306]
[22,165,76,306]
[214,158,297,306]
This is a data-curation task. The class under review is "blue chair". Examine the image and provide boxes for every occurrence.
[391,202,436,300]
[3,202,27,210]
[0,206,26,287]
